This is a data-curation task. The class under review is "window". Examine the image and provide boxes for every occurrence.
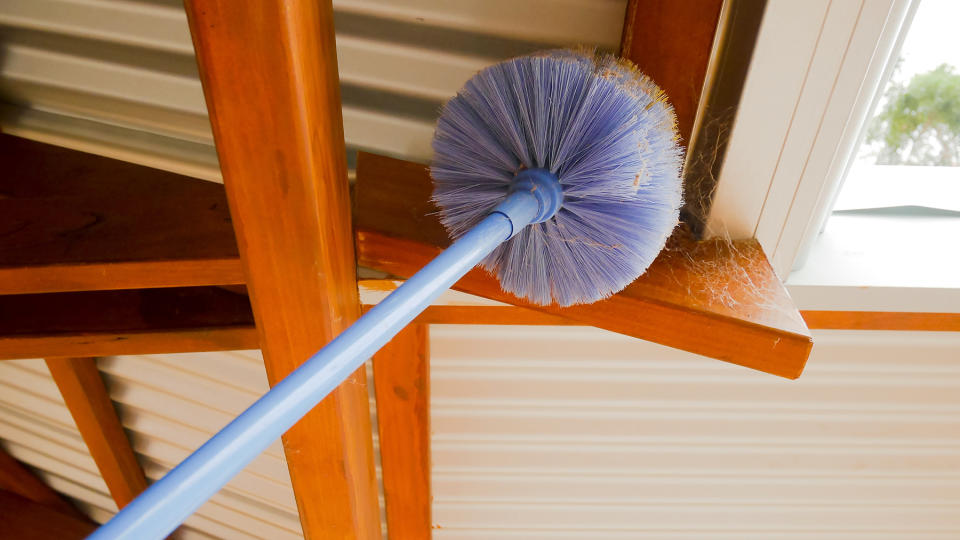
[707,0,958,312]
[789,0,960,308]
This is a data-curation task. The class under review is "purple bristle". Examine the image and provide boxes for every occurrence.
[431,50,683,306]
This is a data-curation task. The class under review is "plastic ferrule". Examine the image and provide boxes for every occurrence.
[493,168,562,238]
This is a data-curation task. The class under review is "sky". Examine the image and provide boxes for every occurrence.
[895,0,960,82]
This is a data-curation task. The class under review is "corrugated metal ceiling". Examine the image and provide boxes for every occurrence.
[2,329,959,538]
[0,351,307,538]
[429,326,960,539]
[0,0,627,181]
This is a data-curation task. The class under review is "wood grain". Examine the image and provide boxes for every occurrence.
[397,305,575,326]
[0,288,948,365]
[676,0,767,230]
[374,324,431,540]
[45,357,147,508]
[185,1,380,538]
[354,152,812,379]
[0,490,96,540]
[0,447,85,519]
[363,296,960,332]
[0,134,243,295]
[619,0,725,147]
[803,311,960,332]
[0,287,257,360]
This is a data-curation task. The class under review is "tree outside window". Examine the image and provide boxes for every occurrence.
[867,62,960,167]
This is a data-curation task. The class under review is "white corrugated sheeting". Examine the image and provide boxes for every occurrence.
[3,329,958,538]
[429,326,960,539]
[0,351,309,538]
[0,0,628,181]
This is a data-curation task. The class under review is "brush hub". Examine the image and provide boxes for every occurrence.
[509,168,562,224]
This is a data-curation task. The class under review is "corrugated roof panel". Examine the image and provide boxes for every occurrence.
[428,326,960,538]
[1,330,959,538]
[334,0,626,47]
[0,356,306,538]
[0,0,628,181]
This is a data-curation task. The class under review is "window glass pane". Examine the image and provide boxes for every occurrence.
[839,0,960,215]
[791,0,960,291]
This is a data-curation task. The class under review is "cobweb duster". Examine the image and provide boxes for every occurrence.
[431,50,684,306]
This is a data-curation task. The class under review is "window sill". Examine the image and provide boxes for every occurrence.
[787,211,960,312]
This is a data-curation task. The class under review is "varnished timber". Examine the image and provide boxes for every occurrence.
[676,0,767,230]
[803,311,960,332]
[0,287,257,360]
[374,325,432,539]
[0,446,85,519]
[185,2,380,538]
[45,357,147,508]
[0,490,96,540]
[409,305,574,326]
[0,134,243,295]
[0,286,949,365]
[364,294,960,332]
[354,152,813,379]
[619,0,725,147]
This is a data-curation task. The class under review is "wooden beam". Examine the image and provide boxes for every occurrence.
[413,306,574,326]
[184,2,380,538]
[0,287,258,360]
[0,446,86,520]
[620,0,768,231]
[619,0,725,147]
[373,325,431,539]
[679,0,767,231]
[45,357,147,508]
[0,285,949,364]
[363,294,960,332]
[0,490,96,540]
[354,152,813,379]
[803,311,960,332]
[0,134,243,295]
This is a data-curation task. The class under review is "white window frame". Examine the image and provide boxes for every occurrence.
[703,0,959,312]
[707,0,915,271]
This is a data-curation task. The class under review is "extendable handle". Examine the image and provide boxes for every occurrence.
[90,171,561,539]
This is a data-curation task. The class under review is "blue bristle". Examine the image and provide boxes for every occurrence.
[431,50,684,306]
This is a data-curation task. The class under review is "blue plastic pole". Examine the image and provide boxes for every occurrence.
[90,170,562,539]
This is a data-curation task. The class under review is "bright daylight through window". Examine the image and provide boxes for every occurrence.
[790,0,960,292]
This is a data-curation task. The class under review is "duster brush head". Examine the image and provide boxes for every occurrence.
[431,50,683,306]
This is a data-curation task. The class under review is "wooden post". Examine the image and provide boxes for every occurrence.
[374,324,431,539]
[619,0,725,146]
[184,1,380,538]
[45,357,147,509]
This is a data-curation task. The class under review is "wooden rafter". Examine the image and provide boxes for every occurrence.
[0,445,86,520]
[373,324,432,539]
[45,357,147,508]
[0,283,952,363]
[620,0,725,148]
[184,1,380,538]
[0,287,257,361]
[0,279,953,363]
[0,490,96,539]
[801,311,960,332]
[0,135,243,295]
